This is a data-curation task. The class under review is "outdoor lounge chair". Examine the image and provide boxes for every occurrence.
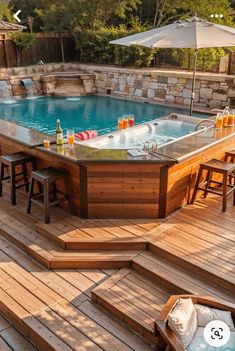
[154,295,235,351]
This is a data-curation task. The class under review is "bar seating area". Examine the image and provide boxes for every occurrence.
[0,152,73,224]
[191,158,235,212]
[0,152,35,206]
[27,167,73,224]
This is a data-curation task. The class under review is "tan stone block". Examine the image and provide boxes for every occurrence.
[155,89,166,99]
[175,96,184,104]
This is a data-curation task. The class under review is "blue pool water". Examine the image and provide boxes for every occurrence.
[0,95,208,135]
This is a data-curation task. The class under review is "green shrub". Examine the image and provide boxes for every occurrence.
[73,25,156,67]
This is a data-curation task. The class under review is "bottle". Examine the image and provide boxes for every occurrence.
[222,106,229,128]
[56,119,63,145]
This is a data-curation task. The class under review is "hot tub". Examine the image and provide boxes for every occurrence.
[79,114,207,150]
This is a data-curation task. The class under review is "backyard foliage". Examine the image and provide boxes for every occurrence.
[11,32,35,66]
[7,0,235,68]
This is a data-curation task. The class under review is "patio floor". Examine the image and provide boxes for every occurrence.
[0,185,234,350]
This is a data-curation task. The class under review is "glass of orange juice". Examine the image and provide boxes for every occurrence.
[67,129,75,149]
[122,114,129,129]
[215,113,223,130]
[118,117,123,130]
[227,112,234,126]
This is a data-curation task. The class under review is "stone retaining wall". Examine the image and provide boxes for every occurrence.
[81,65,235,109]
[0,63,234,108]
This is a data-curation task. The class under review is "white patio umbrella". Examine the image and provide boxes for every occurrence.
[110,16,235,115]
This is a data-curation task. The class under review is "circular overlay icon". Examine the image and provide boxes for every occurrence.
[204,320,231,348]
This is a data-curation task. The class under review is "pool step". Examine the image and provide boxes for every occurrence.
[0,211,140,269]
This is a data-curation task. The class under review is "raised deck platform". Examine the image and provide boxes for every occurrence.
[0,186,234,349]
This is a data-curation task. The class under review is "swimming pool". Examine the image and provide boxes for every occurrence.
[0,95,208,135]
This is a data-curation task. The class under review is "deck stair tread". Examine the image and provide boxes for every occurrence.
[0,314,38,351]
[0,211,140,269]
[36,208,156,250]
[132,251,235,302]
[146,208,235,293]
[0,237,151,351]
[92,268,173,342]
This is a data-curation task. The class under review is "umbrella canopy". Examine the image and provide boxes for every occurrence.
[110,16,235,115]
[110,16,235,49]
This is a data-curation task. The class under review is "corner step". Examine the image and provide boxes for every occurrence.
[0,212,139,269]
[91,268,173,344]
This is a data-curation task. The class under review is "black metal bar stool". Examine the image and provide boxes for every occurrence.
[27,167,73,224]
[191,158,235,212]
[0,152,36,205]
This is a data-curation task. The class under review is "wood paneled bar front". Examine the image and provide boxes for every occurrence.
[1,119,235,219]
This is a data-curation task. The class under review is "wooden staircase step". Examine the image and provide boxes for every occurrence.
[0,212,139,269]
[92,268,173,344]
[0,253,150,351]
[36,216,148,251]
[132,251,235,302]
[36,221,147,250]
[148,236,235,294]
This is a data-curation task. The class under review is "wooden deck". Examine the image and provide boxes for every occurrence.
[0,185,234,349]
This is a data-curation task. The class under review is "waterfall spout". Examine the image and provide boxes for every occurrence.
[21,78,35,98]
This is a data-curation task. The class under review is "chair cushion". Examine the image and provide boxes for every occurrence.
[188,327,235,351]
[168,298,198,348]
[195,304,234,328]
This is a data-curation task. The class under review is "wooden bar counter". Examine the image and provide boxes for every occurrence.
[1,119,235,219]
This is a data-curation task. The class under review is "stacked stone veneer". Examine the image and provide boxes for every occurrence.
[82,65,235,109]
[0,63,235,108]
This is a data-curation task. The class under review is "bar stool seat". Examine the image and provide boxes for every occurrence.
[225,149,235,162]
[0,152,35,205]
[27,167,73,224]
[191,158,235,212]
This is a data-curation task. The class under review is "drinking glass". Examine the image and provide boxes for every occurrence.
[122,114,129,129]
[67,129,75,149]
[43,139,50,148]
[118,117,123,130]
[128,114,135,127]
[215,113,223,130]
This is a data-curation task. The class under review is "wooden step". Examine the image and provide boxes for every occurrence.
[0,212,139,269]
[132,251,235,303]
[148,236,235,294]
[0,257,149,351]
[0,314,38,351]
[36,221,147,251]
[91,268,175,344]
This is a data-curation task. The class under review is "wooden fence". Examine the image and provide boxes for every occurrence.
[228,51,235,75]
[0,32,77,68]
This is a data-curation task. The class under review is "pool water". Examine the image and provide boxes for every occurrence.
[0,95,207,135]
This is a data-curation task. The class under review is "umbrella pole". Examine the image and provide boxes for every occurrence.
[190,48,198,116]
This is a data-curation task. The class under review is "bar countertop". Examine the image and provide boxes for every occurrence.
[1,118,235,165]
[0,120,55,147]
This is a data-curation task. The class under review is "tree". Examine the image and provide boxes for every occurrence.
[0,1,13,21]
[9,0,46,32]
[11,32,35,66]
[136,0,234,27]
